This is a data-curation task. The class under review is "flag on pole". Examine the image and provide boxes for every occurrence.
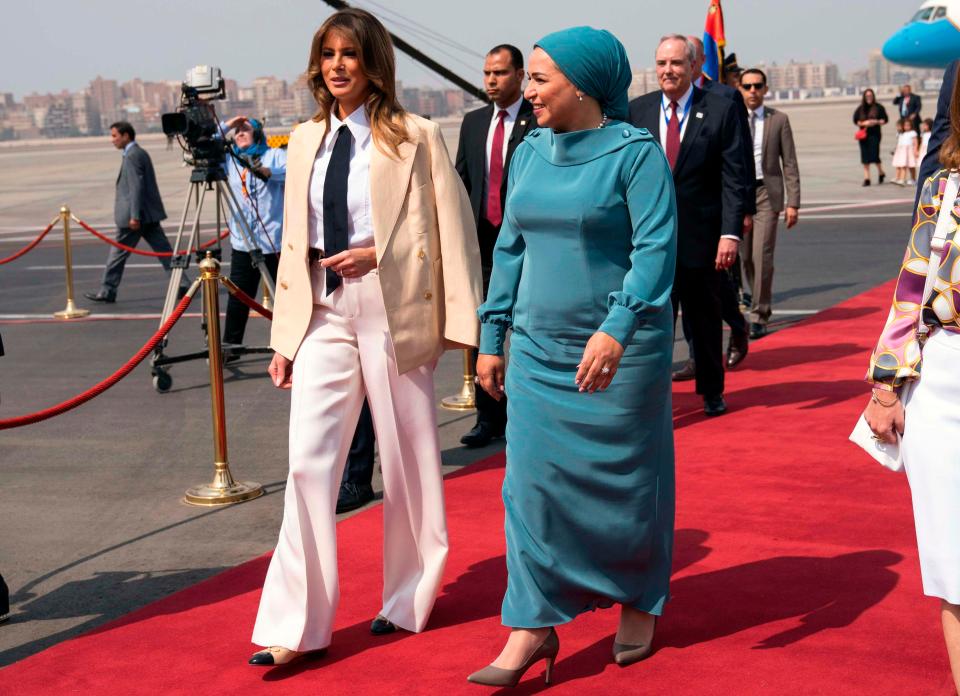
[702,0,726,82]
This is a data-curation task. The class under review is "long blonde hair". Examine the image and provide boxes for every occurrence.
[305,8,409,157]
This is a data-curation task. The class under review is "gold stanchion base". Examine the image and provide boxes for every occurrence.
[184,480,263,507]
[440,394,476,410]
[54,301,90,319]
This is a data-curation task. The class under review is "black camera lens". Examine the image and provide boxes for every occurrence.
[161,112,188,136]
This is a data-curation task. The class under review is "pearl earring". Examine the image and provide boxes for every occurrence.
[578,93,583,102]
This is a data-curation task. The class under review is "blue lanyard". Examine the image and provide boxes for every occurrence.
[662,97,692,130]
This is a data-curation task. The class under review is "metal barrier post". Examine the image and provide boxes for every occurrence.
[261,277,273,312]
[440,349,476,411]
[53,205,90,320]
[184,252,263,506]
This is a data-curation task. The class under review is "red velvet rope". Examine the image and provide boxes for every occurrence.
[74,218,229,258]
[0,221,57,265]
[221,277,273,320]
[0,287,198,430]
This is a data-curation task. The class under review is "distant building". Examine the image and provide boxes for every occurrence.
[759,61,840,92]
[629,68,658,99]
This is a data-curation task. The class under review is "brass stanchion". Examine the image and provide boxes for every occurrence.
[184,252,263,506]
[441,349,476,411]
[261,277,273,312]
[53,205,90,320]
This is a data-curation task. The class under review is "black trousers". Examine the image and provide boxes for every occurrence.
[100,222,181,297]
[223,249,280,346]
[673,265,724,397]
[681,261,747,360]
[475,257,507,430]
[340,398,376,489]
[1,572,7,617]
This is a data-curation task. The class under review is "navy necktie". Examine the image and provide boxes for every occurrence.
[323,124,352,295]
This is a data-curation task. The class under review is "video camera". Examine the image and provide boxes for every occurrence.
[161,66,228,180]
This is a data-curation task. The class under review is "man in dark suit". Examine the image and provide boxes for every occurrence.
[455,44,537,447]
[918,61,958,199]
[894,83,923,133]
[689,36,754,367]
[629,34,748,415]
[85,121,181,303]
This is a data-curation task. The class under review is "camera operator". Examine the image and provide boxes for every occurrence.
[219,116,286,355]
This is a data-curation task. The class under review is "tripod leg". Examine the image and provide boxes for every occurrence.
[159,183,207,327]
[218,181,276,296]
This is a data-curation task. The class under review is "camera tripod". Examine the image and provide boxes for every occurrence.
[150,166,277,392]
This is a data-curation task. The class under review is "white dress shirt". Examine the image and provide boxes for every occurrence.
[658,84,694,152]
[308,107,373,251]
[483,96,524,197]
[749,105,765,180]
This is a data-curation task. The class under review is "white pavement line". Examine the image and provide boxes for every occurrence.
[24,263,231,270]
[801,198,912,214]
[803,213,911,220]
[0,312,256,321]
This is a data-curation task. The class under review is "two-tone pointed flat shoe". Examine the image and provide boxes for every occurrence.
[467,627,559,687]
[612,617,657,667]
[248,645,325,666]
[370,615,398,635]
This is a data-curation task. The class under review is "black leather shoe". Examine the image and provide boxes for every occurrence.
[726,333,749,369]
[370,615,398,635]
[671,359,696,382]
[460,422,504,448]
[83,291,115,303]
[704,394,727,416]
[336,482,374,514]
[749,322,768,340]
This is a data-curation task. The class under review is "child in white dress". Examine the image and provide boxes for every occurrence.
[917,118,934,165]
[892,117,919,185]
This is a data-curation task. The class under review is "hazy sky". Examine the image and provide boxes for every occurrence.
[3,0,916,98]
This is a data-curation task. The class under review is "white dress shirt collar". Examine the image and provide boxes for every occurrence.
[661,84,694,113]
[750,104,766,120]
[123,141,136,156]
[495,96,523,121]
[330,105,372,148]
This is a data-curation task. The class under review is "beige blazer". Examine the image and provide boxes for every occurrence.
[759,107,801,213]
[270,113,482,374]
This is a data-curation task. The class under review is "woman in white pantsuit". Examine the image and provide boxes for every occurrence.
[865,66,960,692]
[248,8,482,666]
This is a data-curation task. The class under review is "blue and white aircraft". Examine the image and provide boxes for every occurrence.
[882,0,960,68]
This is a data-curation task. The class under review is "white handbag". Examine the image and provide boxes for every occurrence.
[850,171,960,472]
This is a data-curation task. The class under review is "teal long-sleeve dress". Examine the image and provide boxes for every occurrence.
[478,122,677,627]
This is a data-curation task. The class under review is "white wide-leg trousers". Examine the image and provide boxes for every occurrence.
[252,267,448,651]
[902,328,960,604]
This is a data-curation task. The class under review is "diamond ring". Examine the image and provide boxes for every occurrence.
[600,366,610,375]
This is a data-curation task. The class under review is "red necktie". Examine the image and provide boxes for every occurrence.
[486,110,508,226]
[666,100,681,170]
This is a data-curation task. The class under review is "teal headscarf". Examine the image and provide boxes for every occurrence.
[534,26,632,121]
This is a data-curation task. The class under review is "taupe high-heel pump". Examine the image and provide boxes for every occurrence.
[612,616,657,667]
[467,628,559,687]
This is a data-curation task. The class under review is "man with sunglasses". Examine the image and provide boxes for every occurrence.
[738,68,801,339]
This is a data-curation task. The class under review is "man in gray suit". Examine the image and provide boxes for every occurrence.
[85,121,180,303]
[738,69,801,338]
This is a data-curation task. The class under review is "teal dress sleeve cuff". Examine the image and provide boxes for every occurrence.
[598,304,639,348]
[479,322,507,356]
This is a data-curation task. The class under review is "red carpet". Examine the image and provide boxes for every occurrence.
[1,281,953,695]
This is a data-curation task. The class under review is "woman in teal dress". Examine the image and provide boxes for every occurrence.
[468,27,678,688]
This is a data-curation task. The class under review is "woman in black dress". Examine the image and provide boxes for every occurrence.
[853,88,888,186]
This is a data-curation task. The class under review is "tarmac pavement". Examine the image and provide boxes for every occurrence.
[0,98,923,666]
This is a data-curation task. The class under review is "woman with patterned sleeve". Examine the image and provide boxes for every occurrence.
[863,67,960,693]
[468,27,677,687]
